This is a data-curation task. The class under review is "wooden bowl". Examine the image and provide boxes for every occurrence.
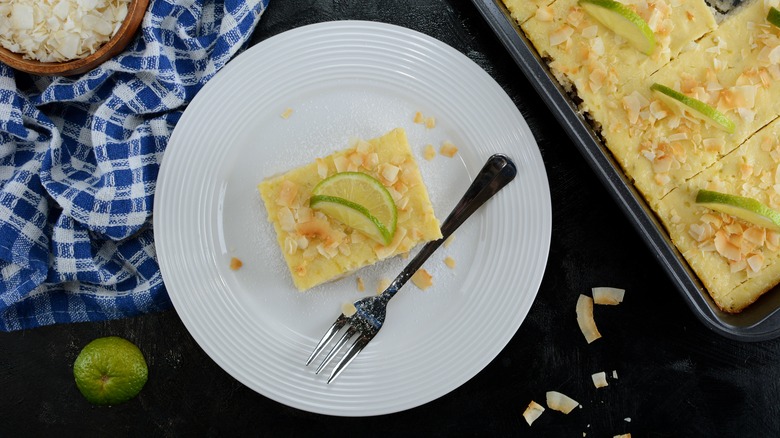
[0,0,149,76]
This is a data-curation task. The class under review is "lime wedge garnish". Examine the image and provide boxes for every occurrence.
[696,189,780,231]
[310,172,397,245]
[578,0,656,55]
[650,83,736,134]
[768,6,780,29]
[73,336,148,406]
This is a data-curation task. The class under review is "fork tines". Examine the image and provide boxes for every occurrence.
[306,315,370,383]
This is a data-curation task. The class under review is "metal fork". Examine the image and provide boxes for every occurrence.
[306,154,517,383]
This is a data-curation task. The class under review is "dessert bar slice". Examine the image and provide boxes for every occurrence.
[258,128,442,291]
[657,117,780,313]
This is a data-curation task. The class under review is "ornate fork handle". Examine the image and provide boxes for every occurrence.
[382,153,517,300]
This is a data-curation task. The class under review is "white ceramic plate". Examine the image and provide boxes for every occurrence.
[155,21,551,416]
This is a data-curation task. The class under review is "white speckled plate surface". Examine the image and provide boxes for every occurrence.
[155,21,551,417]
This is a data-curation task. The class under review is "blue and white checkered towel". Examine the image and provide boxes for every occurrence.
[0,0,269,331]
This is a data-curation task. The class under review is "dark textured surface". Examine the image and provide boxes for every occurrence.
[3,0,780,436]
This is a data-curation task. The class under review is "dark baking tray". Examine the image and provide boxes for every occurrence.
[472,0,780,341]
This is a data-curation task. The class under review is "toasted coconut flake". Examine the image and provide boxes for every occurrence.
[379,163,401,184]
[576,294,601,344]
[341,302,357,317]
[396,195,410,211]
[444,256,456,269]
[284,236,298,255]
[546,391,579,414]
[374,227,407,259]
[295,218,334,242]
[714,230,742,262]
[744,226,766,245]
[592,287,625,305]
[411,269,433,290]
[423,144,436,161]
[652,155,673,173]
[523,401,545,426]
[348,152,363,166]
[738,108,756,123]
[649,101,668,119]
[747,253,764,272]
[582,25,598,39]
[356,140,372,154]
[550,25,574,47]
[591,371,608,388]
[315,158,329,179]
[622,92,645,124]
[333,155,350,173]
[702,137,725,153]
[229,257,243,271]
[276,180,299,207]
[364,152,379,170]
[689,223,709,242]
[589,68,607,92]
[296,206,313,223]
[278,207,296,233]
[440,141,459,158]
[590,36,605,56]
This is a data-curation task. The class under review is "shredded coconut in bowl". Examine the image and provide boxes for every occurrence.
[0,0,131,63]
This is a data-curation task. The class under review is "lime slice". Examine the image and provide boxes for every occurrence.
[696,189,780,231]
[73,336,148,406]
[578,0,656,55]
[768,7,780,29]
[310,172,397,245]
[650,83,736,134]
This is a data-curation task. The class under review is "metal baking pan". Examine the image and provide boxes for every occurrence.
[472,0,780,341]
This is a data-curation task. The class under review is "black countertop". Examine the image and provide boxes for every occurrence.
[3,0,780,436]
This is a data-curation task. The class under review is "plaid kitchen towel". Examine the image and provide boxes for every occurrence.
[0,0,269,331]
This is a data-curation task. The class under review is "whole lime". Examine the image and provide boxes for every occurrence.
[73,336,148,406]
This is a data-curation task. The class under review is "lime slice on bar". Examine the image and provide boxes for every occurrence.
[696,189,780,231]
[768,6,780,29]
[310,172,397,245]
[651,83,735,134]
[579,0,656,55]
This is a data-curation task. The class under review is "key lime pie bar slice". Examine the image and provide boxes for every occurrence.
[258,128,442,291]
[656,118,780,313]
